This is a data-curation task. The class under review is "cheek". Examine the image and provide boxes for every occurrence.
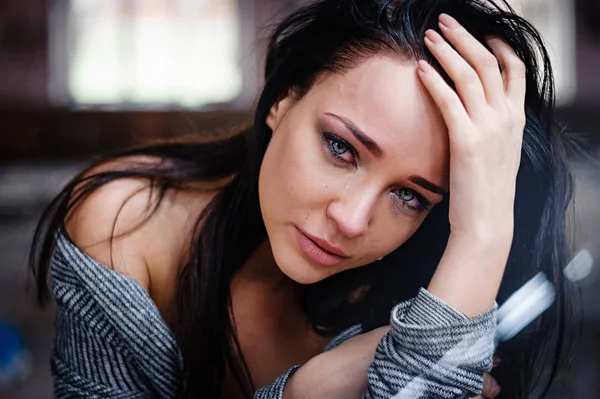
[362,215,425,261]
[259,125,332,223]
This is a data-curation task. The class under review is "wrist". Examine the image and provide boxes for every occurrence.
[445,230,512,275]
[428,231,511,318]
[448,222,513,253]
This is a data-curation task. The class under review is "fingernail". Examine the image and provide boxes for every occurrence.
[417,60,434,74]
[425,29,443,44]
[439,13,459,29]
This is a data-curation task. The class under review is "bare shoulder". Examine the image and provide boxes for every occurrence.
[65,155,218,314]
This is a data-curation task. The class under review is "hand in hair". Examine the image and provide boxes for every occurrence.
[417,14,527,318]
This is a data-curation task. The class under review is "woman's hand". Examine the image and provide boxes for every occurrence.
[471,356,501,398]
[417,14,527,316]
[419,13,526,242]
[470,373,501,399]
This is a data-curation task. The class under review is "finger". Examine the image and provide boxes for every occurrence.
[416,60,471,133]
[492,386,501,398]
[481,373,500,399]
[438,13,505,105]
[490,379,500,398]
[482,374,491,395]
[492,355,501,368]
[487,37,527,109]
[424,29,487,117]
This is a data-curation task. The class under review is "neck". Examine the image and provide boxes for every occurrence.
[231,240,306,332]
[233,239,300,294]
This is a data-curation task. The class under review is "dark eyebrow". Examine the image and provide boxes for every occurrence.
[409,175,447,197]
[324,113,445,196]
[325,113,384,158]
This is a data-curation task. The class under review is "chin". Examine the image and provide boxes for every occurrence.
[273,249,334,285]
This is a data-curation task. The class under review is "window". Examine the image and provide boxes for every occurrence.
[50,0,246,109]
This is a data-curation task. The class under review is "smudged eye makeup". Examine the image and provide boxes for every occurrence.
[393,187,430,212]
[320,131,431,214]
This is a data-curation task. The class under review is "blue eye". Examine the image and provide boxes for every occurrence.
[331,140,349,155]
[394,188,430,213]
[398,189,415,202]
[322,133,357,165]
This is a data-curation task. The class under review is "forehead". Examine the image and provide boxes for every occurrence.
[304,55,450,183]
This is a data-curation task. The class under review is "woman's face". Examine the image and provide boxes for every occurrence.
[259,55,449,284]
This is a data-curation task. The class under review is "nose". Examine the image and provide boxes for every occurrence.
[326,187,378,239]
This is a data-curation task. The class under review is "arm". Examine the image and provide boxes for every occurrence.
[421,14,526,318]
[256,291,499,399]
[364,14,525,398]
[282,327,390,399]
[262,291,495,399]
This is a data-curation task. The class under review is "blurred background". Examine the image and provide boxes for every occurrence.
[0,0,598,397]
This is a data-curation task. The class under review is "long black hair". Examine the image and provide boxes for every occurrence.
[30,0,574,397]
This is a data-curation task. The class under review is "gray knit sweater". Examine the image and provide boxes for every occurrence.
[50,232,497,398]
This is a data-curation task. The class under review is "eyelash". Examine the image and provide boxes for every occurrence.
[323,133,358,166]
[392,188,430,213]
[322,132,431,214]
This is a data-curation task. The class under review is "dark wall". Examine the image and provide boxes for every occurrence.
[0,0,599,163]
[0,0,47,107]
[0,110,252,163]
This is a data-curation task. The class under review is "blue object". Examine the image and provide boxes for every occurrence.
[0,322,30,389]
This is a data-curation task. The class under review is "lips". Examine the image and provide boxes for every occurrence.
[295,227,348,267]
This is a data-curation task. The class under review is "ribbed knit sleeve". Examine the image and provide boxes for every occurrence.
[364,288,497,399]
[50,233,181,398]
[50,230,496,399]
[256,289,496,399]
[254,365,301,399]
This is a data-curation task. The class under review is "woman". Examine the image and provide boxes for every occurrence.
[30,0,573,398]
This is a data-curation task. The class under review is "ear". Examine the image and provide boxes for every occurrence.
[266,95,294,132]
